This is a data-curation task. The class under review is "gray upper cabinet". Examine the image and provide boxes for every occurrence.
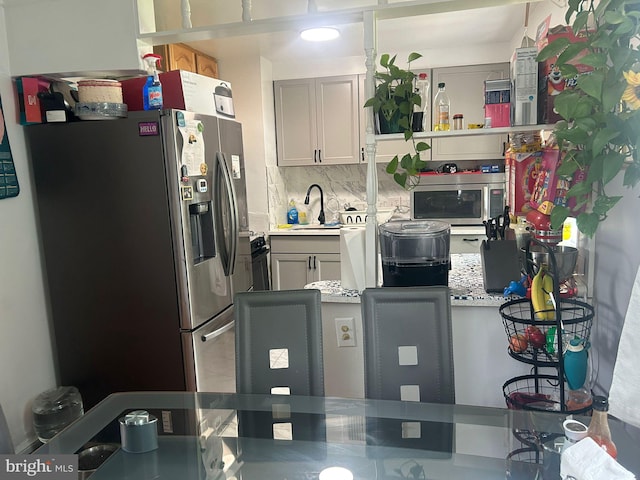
[430,63,509,161]
[274,76,360,166]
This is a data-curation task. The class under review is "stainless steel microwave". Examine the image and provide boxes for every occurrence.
[410,173,505,225]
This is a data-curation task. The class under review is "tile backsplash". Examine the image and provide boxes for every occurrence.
[267,164,410,227]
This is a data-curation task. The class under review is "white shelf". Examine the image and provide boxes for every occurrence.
[375,124,555,141]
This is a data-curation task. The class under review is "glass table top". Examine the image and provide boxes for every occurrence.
[34,392,640,479]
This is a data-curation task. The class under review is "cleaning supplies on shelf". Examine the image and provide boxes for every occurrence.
[287,199,299,224]
[142,53,163,111]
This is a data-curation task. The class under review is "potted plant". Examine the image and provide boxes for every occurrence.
[537,0,640,237]
[364,52,430,189]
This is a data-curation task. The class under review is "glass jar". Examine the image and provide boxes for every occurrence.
[452,114,463,130]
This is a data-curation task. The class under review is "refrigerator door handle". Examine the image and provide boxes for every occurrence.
[201,319,235,342]
[214,152,239,276]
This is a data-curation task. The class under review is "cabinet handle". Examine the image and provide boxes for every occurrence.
[318,149,322,163]
[361,147,365,162]
[462,238,479,242]
[308,256,312,270]
[313,255,317,270]
[314,149,318,163]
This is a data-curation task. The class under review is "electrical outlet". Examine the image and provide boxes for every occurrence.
[335,317,356,347]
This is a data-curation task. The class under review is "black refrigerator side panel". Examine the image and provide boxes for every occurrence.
[26,114,186,409]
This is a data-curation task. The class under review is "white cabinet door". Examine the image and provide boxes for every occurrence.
[274,79,317,166]
[271,254,312,290]
[271,253,341,289]
[270,235,341,289]
[313,254,342,282]
[316,76,360,165]
[275,76,359,166]
[430,64,509,161]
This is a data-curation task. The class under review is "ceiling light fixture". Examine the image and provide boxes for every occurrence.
[300,26,340,42]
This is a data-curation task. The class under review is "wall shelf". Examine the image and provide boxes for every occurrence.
[375,124,556,141]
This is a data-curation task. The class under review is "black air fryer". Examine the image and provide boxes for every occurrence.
[379,220,451,287]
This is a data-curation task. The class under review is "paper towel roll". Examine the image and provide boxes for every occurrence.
[340,226,366,291]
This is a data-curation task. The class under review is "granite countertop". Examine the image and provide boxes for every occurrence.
[305,253,517,307]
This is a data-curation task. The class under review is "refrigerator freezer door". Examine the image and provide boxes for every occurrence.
[183,305,236,392]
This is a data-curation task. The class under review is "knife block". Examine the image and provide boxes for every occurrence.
[480,239,522,293]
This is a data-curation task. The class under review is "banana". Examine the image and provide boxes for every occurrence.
[532,266,555,320]
[531,268,546,320]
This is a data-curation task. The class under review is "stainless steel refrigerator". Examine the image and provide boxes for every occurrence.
[26,109,251,409]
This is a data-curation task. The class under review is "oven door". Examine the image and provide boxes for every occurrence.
[411,186,485,225]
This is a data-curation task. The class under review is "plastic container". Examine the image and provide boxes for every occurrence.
[32,386,84,443]
[434,82,451,131]
[563,338,588,390]
[379,220,450,287]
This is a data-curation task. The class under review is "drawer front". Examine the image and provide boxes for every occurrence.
[450,234,484,254]
[270,235,340,254]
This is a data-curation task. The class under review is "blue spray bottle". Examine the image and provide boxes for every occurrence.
[142,53,163,110]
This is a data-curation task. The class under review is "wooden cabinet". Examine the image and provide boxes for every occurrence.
[195,54,219,79]
[430,63,509,161]
[357,74,430,164]
[274,76,360,166]
[153,44,219,79]
[270,235,341,290]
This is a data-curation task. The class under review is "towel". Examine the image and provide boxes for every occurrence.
[609,263,640,429]
[561,437,635,479]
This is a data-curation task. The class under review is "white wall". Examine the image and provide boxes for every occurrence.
[0,5,57,453]
[212,55,271,233]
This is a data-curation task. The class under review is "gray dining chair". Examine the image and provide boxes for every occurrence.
[234,288,324,396]
[234,289,325,454]
[0,403,13,454]
[361,286,455,457]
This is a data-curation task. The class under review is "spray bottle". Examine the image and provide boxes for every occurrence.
[142,53,163,110]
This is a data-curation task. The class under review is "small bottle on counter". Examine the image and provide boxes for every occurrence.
[434,82,451,131]
[586,395,618,459]
[453,113,463,130]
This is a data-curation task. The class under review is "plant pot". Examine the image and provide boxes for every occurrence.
[377,110,404,134]
[377,111,423,134]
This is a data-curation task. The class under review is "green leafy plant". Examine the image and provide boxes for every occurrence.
[537,0,640,237]
[363,52,430,189]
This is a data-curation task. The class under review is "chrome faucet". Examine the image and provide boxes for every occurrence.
[304,184,325,225]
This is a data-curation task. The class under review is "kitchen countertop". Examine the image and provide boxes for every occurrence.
[305,253,517,307]
[269,226,341,236]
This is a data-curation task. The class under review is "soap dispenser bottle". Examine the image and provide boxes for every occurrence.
[287,199,299,225]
